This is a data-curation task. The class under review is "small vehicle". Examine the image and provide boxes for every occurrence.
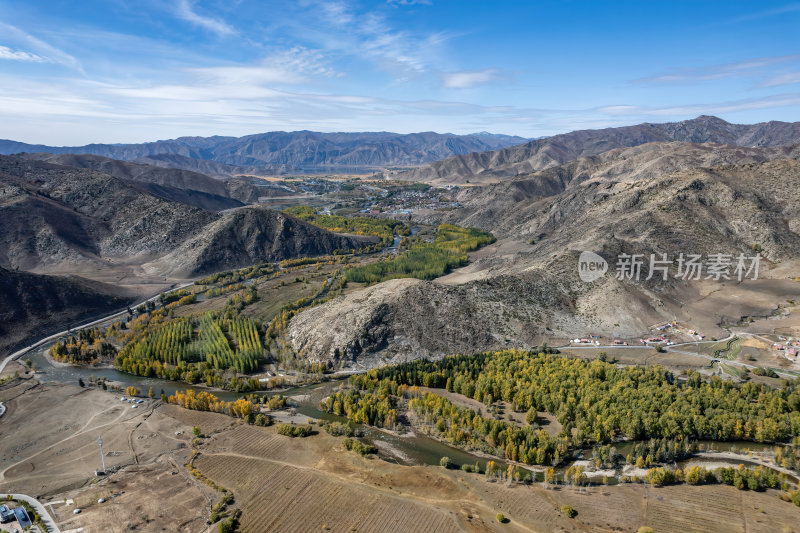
[73,509,81,514]
[120,397,127,401]
[132,405,139,409]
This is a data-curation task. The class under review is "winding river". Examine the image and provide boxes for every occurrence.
[24,342,793,482]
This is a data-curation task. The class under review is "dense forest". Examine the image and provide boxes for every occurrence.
[322,349,800,466]
[49,327,117,364]
[115,288,266,389]
[284,206,408,248]
[344,224,495,283]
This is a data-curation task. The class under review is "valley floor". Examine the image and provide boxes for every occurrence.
[0,370,798,533]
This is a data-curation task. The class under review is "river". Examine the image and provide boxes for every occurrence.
[26,343,521,474]
[25,333,792,482]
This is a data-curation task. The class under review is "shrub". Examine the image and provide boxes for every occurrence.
[218,517,236,533]
[440,456,455,469]
[561,505,576,518]
[342,438,377,455]
[253,414,272,427]
[322,421,358,437]
[277,424,313,438]
[496,513,506,523]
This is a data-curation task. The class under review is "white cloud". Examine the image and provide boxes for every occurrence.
[175,0,237,37]
[294,1,442,75]
[107,46,337,103]
[595,93,800,117]
[0,45,47,62]
[442,68,499,89]
[634,54,800,84]
[0,22,83,72]
[761,71,800,87]
[386,0,432,6]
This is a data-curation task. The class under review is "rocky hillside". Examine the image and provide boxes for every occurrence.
[0,266,135,355]
[286,144,800,365]
[0,131,529,175]
[426,141,800,238]
[391,116,800,184]
[0,155,369,276]
[145,207,375,277]
[20,153,263,210]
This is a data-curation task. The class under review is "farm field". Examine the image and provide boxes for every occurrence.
[560,347,713,371]
[2,367,799,532]
[191,420,800,533]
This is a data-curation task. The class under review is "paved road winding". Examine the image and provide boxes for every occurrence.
[5,494,61,533]
[0,282,193,375]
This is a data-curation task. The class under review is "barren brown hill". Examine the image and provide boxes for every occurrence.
[0,266,135,354]
[19,153,263,210]
[0,155,370,278]
[144,207,376,277]
[390,115,800,184]
[426,141,800,238]
[287,149,800,365]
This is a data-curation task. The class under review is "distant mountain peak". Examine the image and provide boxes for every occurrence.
[0,130,529,176]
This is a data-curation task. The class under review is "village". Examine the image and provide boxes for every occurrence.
[567,321,707,348]
[359,184,462,214]
[565,320,800,381]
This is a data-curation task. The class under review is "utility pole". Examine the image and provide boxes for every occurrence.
[98,436,106,473]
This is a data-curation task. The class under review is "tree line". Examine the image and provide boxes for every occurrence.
[321,349,800,467]
[344,224,495,284]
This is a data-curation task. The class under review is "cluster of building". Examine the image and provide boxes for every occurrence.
[640,336,674,345]
[569,336,628,346]
[658,322,705,339]
[773,337,800,361]
[121,396,145,409]
[361,186,461,213]
[0,503,32,530]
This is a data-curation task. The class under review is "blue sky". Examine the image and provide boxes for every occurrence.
[1,0,799,144]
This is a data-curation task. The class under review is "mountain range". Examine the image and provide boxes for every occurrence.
[5,115,800,364]
[287,136,800,365]
[0,131,529,176]
[389,115,800,184]
[0,155,370,277]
